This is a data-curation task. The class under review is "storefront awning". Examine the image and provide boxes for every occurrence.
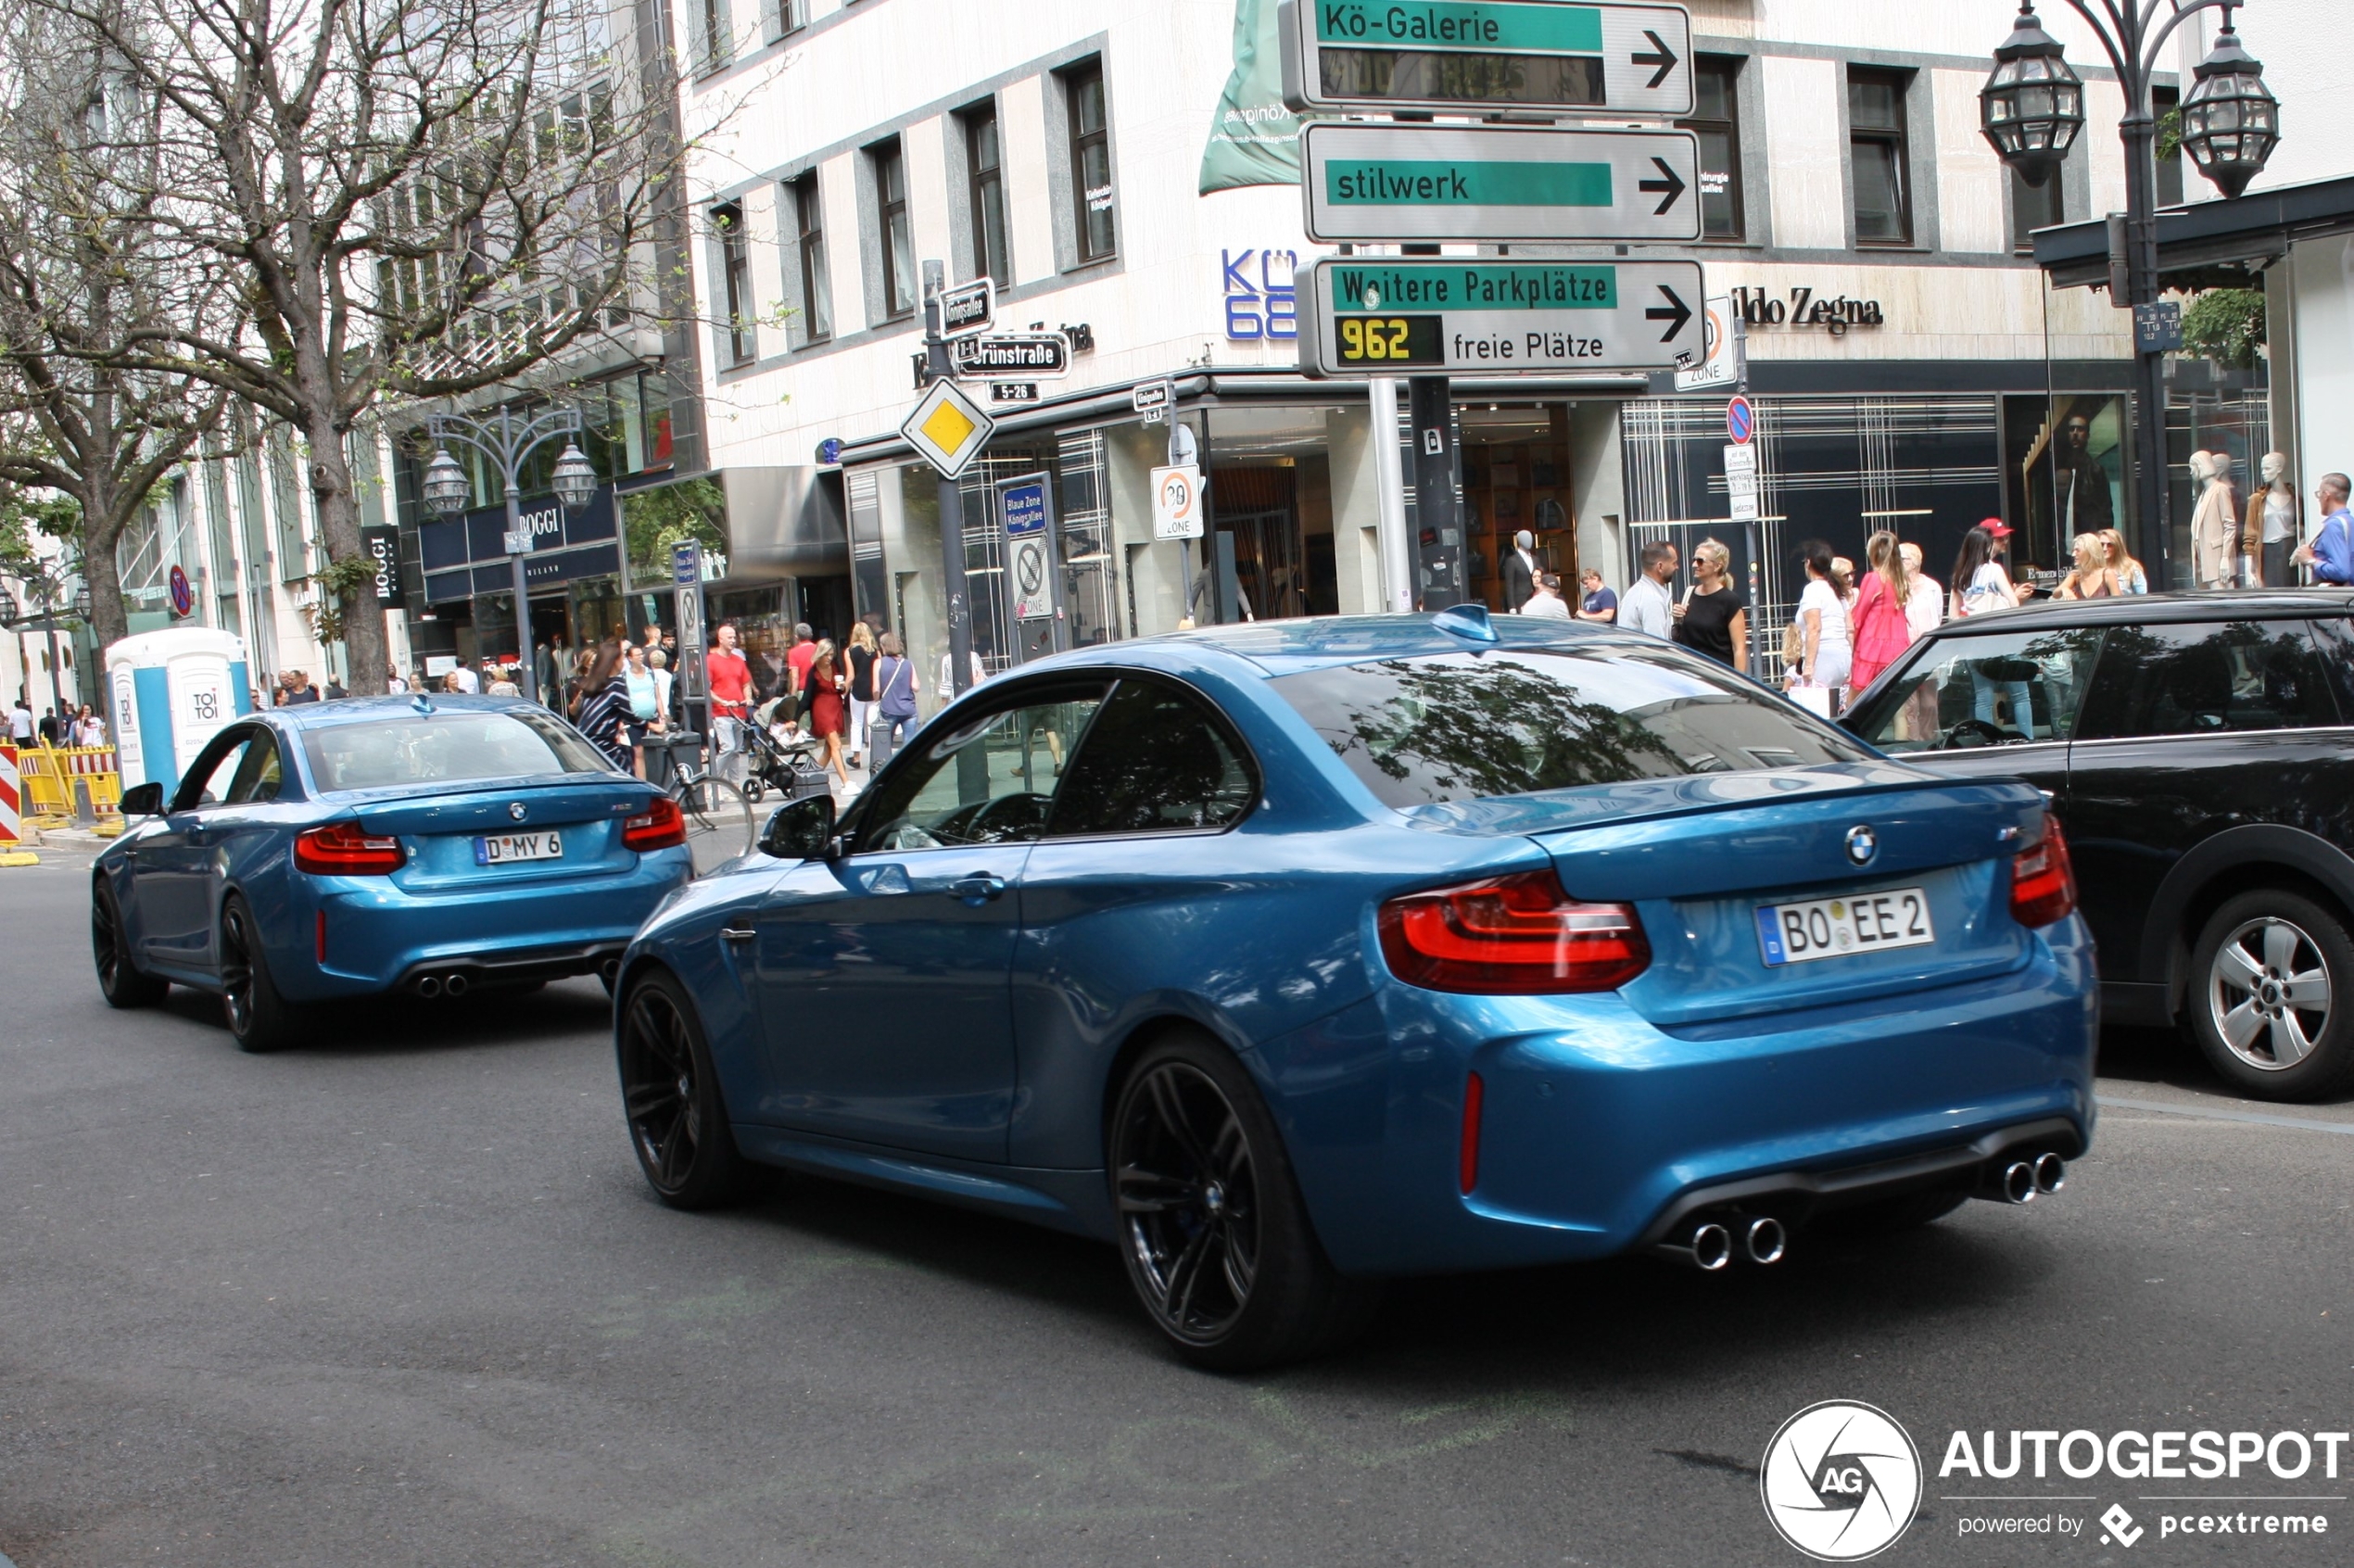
[2031,171,2354,288]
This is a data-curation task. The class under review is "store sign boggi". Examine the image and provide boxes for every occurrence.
[1730,285,1885,335]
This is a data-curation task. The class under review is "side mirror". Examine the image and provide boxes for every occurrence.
[120,781,166,818]
[760,794,836,860]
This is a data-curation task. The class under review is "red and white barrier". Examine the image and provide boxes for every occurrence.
[0,746,19,845]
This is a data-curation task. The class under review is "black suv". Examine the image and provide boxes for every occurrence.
[1841,591,2354,1102]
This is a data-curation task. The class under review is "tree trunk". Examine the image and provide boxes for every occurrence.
[299,411,389,697]
[76,478,134,726]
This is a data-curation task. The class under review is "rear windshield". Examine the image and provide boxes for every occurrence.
[1271,647,1873,808]
[299,710,614,792]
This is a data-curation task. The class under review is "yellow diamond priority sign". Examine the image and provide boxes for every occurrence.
[902,377,996,479]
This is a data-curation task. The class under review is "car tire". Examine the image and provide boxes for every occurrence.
[616,969,753,1209]
[219,894,301,1053]
[1107,1031,1378,1372]
[92,882,168,1008]
[2183,889,2354,1102]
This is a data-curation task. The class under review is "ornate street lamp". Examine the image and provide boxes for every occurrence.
[72,587,92,621]
[2177,14,2279,199]
[1981,3,2084,188]
[0,586,18,626]
[422,448,474,517]
[550,441,598,512]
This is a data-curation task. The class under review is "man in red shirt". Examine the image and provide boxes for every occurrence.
[705,621,753,769]
[781,622,816,716]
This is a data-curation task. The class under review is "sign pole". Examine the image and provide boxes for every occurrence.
[1407,375,1462,611]
[923,261,977,700]
[1370,377,1411,612]
[1737,371,1766,680]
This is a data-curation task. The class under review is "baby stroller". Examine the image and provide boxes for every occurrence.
[740,697,833,805]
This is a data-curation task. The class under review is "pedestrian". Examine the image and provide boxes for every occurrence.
[1848,530,1913,694]
[37,706,61,744]
[285,670,321,704]
[1672,538,1749,673]
[1520,570,1572,620]
[619,642,659,779]
[1951,521,2023,619]
[1575,567,1616,624]
[386,665,409,694]
[2296,472,2354,587]
[564,647,596,716]
[843,620,879,767]
[324,675,348,701]
[81,705,107,746]
[2096,527,2148,595]
[1500,529,1540,612]
[870,632,918,771]
[801,639,851,789]
[2056,532,2121,600]
[706,620,754,769]
[8,695,33,749]
[1788,537,1853,715]
[1619,540,1678,639]
[446,658,480,694]
[574,635,634,770]
[1898,543,1943,637]
[781,622,817,720]
[937,644,988,710]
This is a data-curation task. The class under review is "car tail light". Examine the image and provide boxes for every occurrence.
[294,820,402,876]
[2009,818,2077,929]
[1459,1072,1485,1195]
[622,796,686,851]
[1378,869,1650,993]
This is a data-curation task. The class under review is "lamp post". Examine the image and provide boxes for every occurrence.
[1981,0,2278,588]
[418,406,600,703]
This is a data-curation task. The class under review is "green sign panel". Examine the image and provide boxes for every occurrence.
[1298,258,1704,377]
[1324,158,1614,207]
[1312,1,1603,53]
[1280,0,1693,117]
[1300,123,1699,242]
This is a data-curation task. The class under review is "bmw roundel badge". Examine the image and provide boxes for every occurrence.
[509,801,528,822]
[1845,825,1879,866]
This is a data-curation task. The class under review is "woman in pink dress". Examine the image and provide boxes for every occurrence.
[1848,530,1915,696]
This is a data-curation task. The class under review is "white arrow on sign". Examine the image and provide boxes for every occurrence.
[1300,122,1700,244]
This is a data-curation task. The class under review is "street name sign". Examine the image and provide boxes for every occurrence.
[900,378,996,480]
[1280,0,1694,118]
[938,278,995,338]
[1297,258,1704,377]
[951,334,1071,379]
[1300,122,1698,243]
[1133,379,1176,424]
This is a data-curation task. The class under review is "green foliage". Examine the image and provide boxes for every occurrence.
[622,477,727,582]
[0,487,83,568]
[2157,106,2183,163]
[2180,287,2267,368]
[305,555,383,644]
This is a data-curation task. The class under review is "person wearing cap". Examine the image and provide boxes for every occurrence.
[1950,519,2023,620]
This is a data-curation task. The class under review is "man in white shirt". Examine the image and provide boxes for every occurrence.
[8,697,33,748]
[446,661,480,694]
[1618,540,1678,638]
[1520,570,1573,620]
[938,647,987,708]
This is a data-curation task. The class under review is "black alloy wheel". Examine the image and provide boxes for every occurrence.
[1108,1032,1375,1371]
[2185,889,2354,1102]
[92,882,167,1008]
[617,969,750,1208]
[218,895,298,1053]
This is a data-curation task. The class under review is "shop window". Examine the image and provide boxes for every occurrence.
[789,174,831,345]
[962,101,1010,288]
[1847,68,1914,247]
[1065,62,1116,264]
[2010,166,2065,253]
[713,202,753,365]
[873,139,915,320]
[1680,57,1745,242]
[2154,86,2184,207]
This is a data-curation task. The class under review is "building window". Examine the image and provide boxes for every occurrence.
[1847,68,1914,247]
[714,202,753,365]
[696,0,730,74]
[874,139,915,319]
[1067,63,1115,262]
[2011,167,2065,252]
[963,101,1009,287]
[2154,85,2185,207]
[791,174,830,345]
[1679,57,1744,241]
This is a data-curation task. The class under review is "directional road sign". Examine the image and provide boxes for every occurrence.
[951,334,1070,379]
[1280,0,1694,119]
[1300,122,1698,244]
[900,377,996,479]
[938,278,994,338]
[1297,257,1704,377]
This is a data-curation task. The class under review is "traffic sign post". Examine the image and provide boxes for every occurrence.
[996,474,1063,651]
[938,277,994,338]
[1727,394,1754,445]
[1280,0,1693,118]
[951,334,1071,380]
[900,376,997,480]
[917,261,981,699]
[1674,294,1745,392]
[1298,258,1704,377]
[1151,464,1205,540]
[1299,123,1699,243]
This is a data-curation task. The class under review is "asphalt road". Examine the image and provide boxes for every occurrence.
[4,852,2349,1567]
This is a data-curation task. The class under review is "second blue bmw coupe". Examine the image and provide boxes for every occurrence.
[613,612,2096,1369]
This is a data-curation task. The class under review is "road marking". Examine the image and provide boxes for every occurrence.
[2099,1094,2354,1138]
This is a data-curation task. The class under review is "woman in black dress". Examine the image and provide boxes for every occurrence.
[1671,537,1750,673]
[574,636,634,769]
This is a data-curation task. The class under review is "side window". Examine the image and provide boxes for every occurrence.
[852,685,1107,852]
[1045,679,1256,838]
[1854,628,2104,752]
[2077,620,2335,740]
[2304,617,2354,724]
[224,732,284,805]
[174,732,254,811]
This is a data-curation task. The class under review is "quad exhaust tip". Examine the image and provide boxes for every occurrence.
[1662,1216,1786,1271]
[1690,1221,1733,1271]
[1743,1215,1787,1266]
[2033,1152,2066,1195]
[411,971,470,999]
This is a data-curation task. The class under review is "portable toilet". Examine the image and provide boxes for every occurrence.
[105,627,254,794]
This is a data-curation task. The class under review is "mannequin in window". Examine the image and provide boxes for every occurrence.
[2246,452,2300,587]
[2190,449,2241,590]
[1500,529,1539,611]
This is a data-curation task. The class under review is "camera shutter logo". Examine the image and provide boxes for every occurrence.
[1759,1400,1921,1562]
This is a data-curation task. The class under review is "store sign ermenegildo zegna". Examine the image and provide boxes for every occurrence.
[1730,285,1886,335]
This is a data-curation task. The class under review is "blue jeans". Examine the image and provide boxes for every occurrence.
[1972,673,2035,740]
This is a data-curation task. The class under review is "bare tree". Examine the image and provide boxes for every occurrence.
[0,1,238,654]
[40,0,687,693]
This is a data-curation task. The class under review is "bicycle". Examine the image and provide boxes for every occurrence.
[647,731,759,872]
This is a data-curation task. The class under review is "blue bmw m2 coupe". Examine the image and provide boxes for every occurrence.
[613,612,2095,1368]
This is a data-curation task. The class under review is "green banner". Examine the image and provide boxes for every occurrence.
[1199,0,1310,195]
[1323,159,1613,206]
[1314,1,1604,54]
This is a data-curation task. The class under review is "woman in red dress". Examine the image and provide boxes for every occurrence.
[1848,529,1916,697]
[802,639,851,788]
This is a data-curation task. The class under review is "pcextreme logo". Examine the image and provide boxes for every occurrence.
[1761,1400,1924,1561]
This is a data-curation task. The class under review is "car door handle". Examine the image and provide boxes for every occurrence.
[720,920,756,942]
[949,873,1007,904]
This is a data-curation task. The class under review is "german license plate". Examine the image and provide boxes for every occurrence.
[1757,888,1933,967]
[475,830,563,866]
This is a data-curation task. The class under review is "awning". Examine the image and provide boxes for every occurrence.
[2031,171,2354,289]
